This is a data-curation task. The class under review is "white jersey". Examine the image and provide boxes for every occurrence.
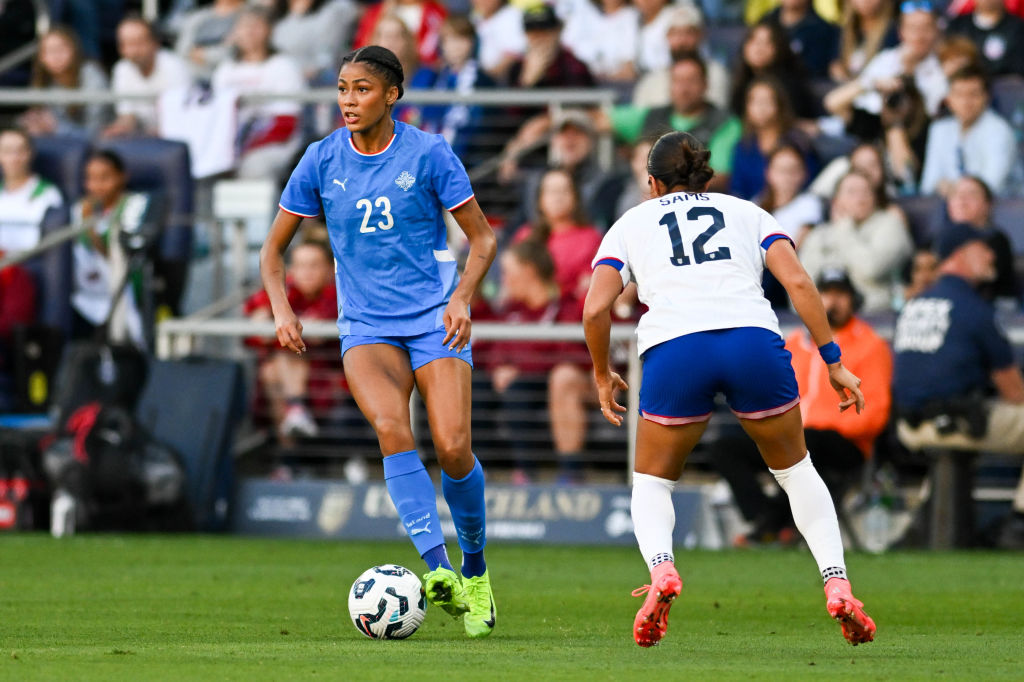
[593,191,789,355]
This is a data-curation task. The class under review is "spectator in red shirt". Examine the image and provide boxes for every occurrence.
[353,0,447,67]
[477,240,593,483]
[513,168,603,305]
[245,239,336,443]
[0,258,37,410]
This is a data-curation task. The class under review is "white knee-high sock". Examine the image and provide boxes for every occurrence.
[770,453,847,582]
[631,472,677,570]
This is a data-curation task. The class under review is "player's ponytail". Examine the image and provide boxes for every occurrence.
[341,45,405,100]
[647,131,715,194]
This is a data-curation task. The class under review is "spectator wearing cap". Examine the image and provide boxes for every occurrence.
[936,175,1019,304]
[825,2,948,125]
[765,0,840,79]
[893,222,1024,548]
[710,268,893,546]
[510,109,626,231]
[610,52,741,191]
[631,5,731,111]
[505,4,594,89]
[919,66,1019,197]
[947,0,1024,77]
[497,4,595,178]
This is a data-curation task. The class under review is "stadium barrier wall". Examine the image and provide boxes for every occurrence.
[232,478,709,548]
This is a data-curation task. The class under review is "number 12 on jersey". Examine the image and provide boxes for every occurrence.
[659,206,731,266]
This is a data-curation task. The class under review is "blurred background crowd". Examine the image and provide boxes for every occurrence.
[2,0,1024,546]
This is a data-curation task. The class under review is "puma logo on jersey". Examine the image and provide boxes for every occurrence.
[408,522,431,536]
[333,178,348,190]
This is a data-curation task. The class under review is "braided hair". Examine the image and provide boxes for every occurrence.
[646,131,714,194]
[340,45,405,100]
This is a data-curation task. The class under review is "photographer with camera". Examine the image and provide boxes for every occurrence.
[825,2,948,133]
[893,222,1024,548]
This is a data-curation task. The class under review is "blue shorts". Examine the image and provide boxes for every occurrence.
[340,327,473,371]
[639,327,799,425]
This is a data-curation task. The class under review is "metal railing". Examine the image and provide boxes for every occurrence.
[156,319,642,473]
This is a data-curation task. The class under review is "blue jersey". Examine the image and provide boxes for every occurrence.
[279,121,474,336]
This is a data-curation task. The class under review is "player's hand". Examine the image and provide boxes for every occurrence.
[828,363,864,414]
[274,309,306,354]
[595,371,629,426]
[442,296,471,352]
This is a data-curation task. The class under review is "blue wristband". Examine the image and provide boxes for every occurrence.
[819,341,841,365]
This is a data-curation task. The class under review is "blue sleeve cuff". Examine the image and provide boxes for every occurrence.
[594,257,624,271]
[760,233,794,251]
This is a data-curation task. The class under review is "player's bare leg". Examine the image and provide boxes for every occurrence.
[343,344,417,455]
[741,407,876,645]
[345,345,469,617]
[630,419,705,647]
[416,357,493,637]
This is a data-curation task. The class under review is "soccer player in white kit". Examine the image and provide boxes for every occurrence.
[583,132,876,648]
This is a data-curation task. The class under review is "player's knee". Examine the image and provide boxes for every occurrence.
[432,429,471,462]
[548,363,584,395]
[371,414,413,443]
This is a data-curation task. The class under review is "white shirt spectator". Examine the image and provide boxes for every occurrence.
[799,210,913,312]
[111,48,192,132]
[919,109,1019,196]
[636,5,674,74]
[855,46,948,116]
[212,54,304,128]
[473,4,527,75]
[0,175,62,253]
[562,3,640,79]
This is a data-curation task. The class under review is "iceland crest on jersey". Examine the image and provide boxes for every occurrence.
[395,171,416,191]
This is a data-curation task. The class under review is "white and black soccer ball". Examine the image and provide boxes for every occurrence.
[348,564,427,640]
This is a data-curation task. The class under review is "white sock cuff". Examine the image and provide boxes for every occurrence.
[632,472,675,492]
[768,452,813,484]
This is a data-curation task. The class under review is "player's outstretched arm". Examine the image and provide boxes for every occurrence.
[583,265,629,426]
[259,208,306,354]
[445,198,497,351]
[765,239,865,414]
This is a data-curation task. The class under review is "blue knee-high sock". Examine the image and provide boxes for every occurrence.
[383,450,452,571]
[441,455,487,578]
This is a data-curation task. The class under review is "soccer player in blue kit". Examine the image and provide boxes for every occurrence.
[259,45,498,638]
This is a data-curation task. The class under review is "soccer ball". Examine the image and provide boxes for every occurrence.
[348,564,427,640]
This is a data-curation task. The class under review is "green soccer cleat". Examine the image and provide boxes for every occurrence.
[423,567,470,619]
[462,570,496,638]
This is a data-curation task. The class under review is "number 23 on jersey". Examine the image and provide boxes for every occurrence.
[357,196,394,233]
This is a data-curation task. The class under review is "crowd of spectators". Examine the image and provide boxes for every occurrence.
[1,1,1024,531]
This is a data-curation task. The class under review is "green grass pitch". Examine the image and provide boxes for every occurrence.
[0,535,1021,681]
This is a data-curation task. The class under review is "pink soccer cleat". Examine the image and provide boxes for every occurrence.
[631,562,683,648]
[825,577,876,645]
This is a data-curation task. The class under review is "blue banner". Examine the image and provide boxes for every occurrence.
[231,479,705,546]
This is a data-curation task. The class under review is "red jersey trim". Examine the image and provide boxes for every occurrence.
[279,203,319,218]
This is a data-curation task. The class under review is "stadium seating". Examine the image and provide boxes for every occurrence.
[31,134,89,205]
